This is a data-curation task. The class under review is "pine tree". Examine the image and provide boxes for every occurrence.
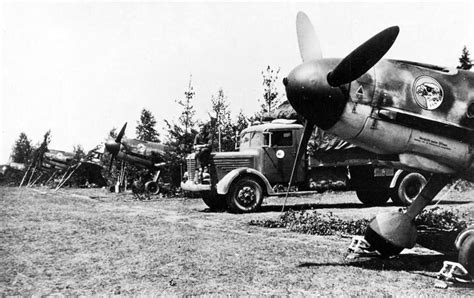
[210,88,234,152]
[136,108,160,142]
[458,46,472,70]
[163,75,198,186]
[10,132,33,164]
[259,65,282,116]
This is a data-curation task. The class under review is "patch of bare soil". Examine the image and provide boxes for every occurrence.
[1,186,473,295]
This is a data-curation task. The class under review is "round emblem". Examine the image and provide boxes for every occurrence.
[137,143,146,154]
[276,150,285,159]
[412,76,444,110]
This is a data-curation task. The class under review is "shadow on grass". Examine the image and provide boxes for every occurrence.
[298,252,458,273]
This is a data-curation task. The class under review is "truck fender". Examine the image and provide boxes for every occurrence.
[389,169,405,189]
[455,225,474,250]
[216,167,273,196]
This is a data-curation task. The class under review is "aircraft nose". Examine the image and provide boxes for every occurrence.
[104,140,120,155]
[284,62,347,130]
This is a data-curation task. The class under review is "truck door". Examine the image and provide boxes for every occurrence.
[263,129,305,184]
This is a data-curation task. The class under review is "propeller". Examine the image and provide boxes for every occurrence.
[327,26,399,87]
[283,12,398,201]
[105,122,127,172]
[296,11,322,62]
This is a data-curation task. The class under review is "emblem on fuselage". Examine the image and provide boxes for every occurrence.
[412,76,444,110]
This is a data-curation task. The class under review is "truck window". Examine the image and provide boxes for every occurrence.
[240,131,263,149]
[272,131,293,147]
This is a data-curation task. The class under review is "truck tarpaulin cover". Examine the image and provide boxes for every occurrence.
[271,101,355,153]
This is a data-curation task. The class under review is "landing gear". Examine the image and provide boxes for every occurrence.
[364,174,450,257]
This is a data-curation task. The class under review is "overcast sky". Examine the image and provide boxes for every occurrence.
[1,1,473,163]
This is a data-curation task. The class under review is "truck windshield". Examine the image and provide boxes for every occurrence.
[240,131,262,149]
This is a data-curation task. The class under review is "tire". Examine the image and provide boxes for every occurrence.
[227,177,263,213]
[144,181,160,194]
[458,235,474,275]
[356,190,390,206]
[391,172,427,206]
[201,191,227,211]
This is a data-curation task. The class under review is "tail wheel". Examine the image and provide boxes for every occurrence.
[227,177,263,213]
[391,172,427,206]
[458,235,474,276]
[144,181,160,195]
[356,190,390,206]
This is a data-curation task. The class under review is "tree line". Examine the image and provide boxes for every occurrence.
[9,47,473,186]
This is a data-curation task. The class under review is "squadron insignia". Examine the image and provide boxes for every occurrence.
[412,76,444,110]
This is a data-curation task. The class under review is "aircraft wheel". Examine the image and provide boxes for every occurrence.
[356,190,390,206]
[391,172,426,206]
[458,235,474,275]
[365,225,403,257]
[144,181,160,195]
[201,191,227,211]
[227,177,263,213]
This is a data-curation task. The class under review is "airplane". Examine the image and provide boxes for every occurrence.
[20,147,106,189]
[283,12,473,276]
[104,122,168,194]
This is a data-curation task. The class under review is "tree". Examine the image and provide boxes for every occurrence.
[163,75,198,186]
[259,65,282,116]
[72,144,86,162]
[10,132,33,164]
[136,108,160,142]
[458,46,472,70]
[209,88,234,152]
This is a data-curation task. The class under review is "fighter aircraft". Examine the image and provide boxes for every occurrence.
[104,122,168,194]
[283,12,473,275]
[20,147,106,189]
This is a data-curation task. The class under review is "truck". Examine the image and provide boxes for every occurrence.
[181,119,428,213]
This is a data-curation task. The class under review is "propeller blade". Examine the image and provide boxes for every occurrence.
[296,11,322,62]
[327,26,399,87]
[108,155,115,172]
[116,122,127,143]
[285,120,315,199]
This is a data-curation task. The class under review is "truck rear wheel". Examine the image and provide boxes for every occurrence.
[458,235,474,275]
[356,190,390,206]
[227,177,263,213]
[201,192,227,211]
[391,172,426,206]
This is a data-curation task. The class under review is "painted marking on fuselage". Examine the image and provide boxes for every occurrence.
[412,76,444,110]
[413,136,452,151]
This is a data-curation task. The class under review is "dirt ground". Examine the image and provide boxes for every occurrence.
[1,185,473,295]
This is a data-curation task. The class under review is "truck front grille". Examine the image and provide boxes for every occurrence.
[214,158,253,177]
[187,158,196,181]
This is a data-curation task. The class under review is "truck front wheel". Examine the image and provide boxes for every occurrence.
[458,235,474,276]
[201,191,227,211]
[391,172,427,206]
[356,190,390,206]
[227,177,263,213]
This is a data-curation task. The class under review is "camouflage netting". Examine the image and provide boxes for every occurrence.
[269,101,356,153]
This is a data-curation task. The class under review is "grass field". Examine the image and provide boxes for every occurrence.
[1,186,473,295]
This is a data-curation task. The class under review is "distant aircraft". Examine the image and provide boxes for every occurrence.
[20,147,106,189]
[104,123,168,194]
[283,12,474,275]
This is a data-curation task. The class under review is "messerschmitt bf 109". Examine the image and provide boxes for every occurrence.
[283,12,473,276]
[104,123,168,194]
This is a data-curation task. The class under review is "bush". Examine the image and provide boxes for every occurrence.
[250,207,471,236]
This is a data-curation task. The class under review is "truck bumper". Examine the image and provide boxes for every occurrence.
[181,180,212,192]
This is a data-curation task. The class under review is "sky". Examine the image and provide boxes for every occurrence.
[1,1,473,163]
